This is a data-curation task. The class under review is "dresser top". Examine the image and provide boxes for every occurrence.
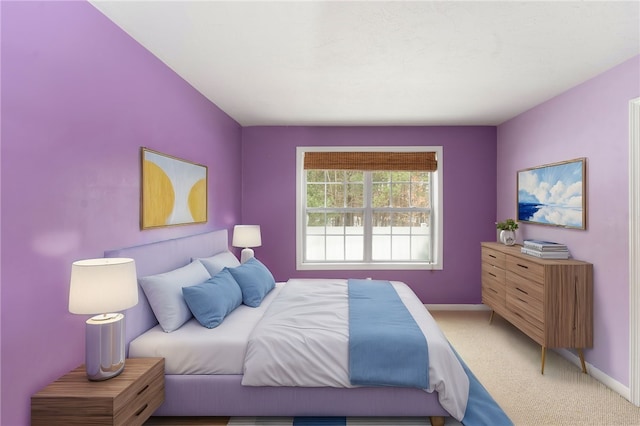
[481,242,592,266]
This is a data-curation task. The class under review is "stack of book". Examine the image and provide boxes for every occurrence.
[521,239,571,259]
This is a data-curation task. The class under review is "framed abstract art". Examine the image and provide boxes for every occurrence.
[141,147,208,229]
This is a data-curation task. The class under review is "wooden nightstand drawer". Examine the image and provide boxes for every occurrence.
[31,358,164,426]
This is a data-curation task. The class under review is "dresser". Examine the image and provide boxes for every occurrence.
[31,357,164,425]
[481,242,593,374]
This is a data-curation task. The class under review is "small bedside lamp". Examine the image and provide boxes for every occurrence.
[232,225,262,263]
[69,258,138,381]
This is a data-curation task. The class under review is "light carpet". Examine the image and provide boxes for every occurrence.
[145,310,640,426]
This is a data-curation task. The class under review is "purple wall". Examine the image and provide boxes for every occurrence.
[1,2,242,425]
[241,126,497,303]
[497,55,640,386]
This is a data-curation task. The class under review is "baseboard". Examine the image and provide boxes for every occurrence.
[555,348,631,403]
[425,304,491,311]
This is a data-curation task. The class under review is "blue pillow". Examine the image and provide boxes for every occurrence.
[227,257,275,307]
[182,269,243,328]
[138,261,212,333]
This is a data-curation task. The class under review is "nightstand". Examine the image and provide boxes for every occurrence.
[31,357,164,426]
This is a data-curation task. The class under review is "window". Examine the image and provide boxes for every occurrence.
[296,147,443,270]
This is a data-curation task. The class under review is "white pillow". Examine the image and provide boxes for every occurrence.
[194,251,240,276]
[138,260,211,332]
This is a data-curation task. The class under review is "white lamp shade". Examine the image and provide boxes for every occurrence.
[69,258,138,314]
[232,225,262,248]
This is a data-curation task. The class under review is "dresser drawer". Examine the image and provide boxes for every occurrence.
[482,247,506,269]
[506,254,545,283]
[508,308,544,345]
[506,285,543,324]
[482,282,504,308]
[506,270,543,304]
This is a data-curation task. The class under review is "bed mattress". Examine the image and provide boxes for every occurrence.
[129,282,284,374]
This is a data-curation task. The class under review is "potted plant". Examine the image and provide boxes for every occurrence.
[496,219,518,246]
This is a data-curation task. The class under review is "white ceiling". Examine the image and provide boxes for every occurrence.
[89,1,639,126]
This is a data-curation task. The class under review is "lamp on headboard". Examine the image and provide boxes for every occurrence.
[68,257,138,381]
[232,225,262,263]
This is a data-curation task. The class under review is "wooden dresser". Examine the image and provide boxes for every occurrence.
[31,357,164,425]
[481,242,593,374]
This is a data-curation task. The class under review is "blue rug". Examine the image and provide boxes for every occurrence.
[227,417,459,425]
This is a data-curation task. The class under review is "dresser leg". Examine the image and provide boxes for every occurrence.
[577,348,587,374]
[489,310,495,324]
[541,346,546,374]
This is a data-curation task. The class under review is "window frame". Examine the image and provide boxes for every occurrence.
[296,146,443,271]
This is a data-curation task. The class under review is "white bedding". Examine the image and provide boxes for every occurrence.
[128,282,284,374]
[242,279,470,421]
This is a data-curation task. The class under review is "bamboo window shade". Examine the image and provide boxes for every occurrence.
[303,152,437,171]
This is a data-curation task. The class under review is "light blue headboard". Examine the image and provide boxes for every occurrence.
[105,229,230,345]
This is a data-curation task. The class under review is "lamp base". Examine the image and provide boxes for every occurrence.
[240,248,255,263]
[85,313,126,381]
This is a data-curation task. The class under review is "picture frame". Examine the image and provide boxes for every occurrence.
[517,157,586,229]
[141,147,208,229]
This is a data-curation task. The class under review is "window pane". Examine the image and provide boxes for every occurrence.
[411,183,429,208]
[372,183,390,208]
[391,171,410,182]
[345,212,364,229]
[307,212,326,227]
[411,235,430,260]
[326,236,344,260]
[391,183,410,207]
[372,235,391,260]
[307,184,325,208]
[326,170,344,183]
[326,184,344,208]
[346,183,363,207]
[412,212,430,230]
[306,170,326,182]
[345,236,364,261]
[372,171,389,182]
[391,212,412,228]
[373,212,392,231]
[391,235,411,260]
[346,171,363,182]
[306,235,325,261]
[327,213,345,234]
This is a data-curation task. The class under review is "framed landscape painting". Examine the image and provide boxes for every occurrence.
[517,158,586,229]
[141,148,208,229]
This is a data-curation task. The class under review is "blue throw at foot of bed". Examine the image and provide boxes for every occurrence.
[348,279,429,389]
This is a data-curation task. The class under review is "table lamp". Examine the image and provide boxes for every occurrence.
[69,257,138,381]
[232,225,262,263]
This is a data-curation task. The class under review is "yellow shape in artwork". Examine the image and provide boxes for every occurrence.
[143,160,175,227]
[188,178,207,222]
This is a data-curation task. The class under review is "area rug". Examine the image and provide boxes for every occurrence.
[227,418,447,426]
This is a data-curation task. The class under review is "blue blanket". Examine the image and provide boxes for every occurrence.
[347,279,429,389]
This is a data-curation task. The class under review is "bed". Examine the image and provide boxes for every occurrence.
[105,230,509,426]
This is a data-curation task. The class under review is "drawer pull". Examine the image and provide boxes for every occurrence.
[137,384,149,396]
[516,263,529,270]
[489,272,497,278]
[135,403,148,417]
[489,254,496,259]
[489,288,498,294]
[516,287,528,295]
